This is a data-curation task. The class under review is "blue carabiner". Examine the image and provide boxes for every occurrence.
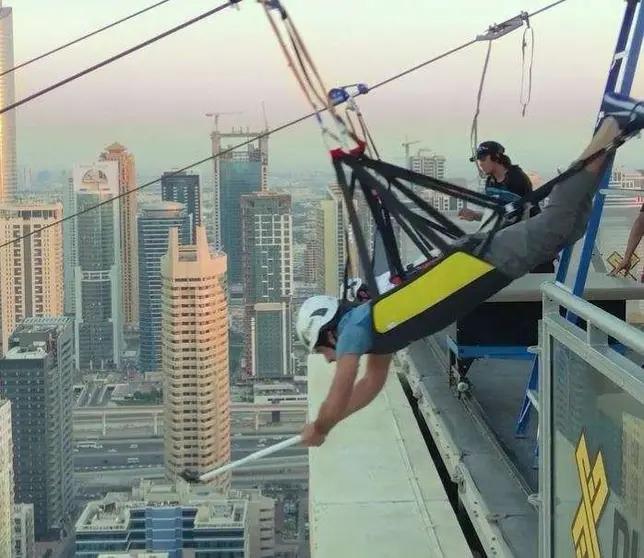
[328,88,350,106]
[328,83,369,107]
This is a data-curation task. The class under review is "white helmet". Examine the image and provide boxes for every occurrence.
[296,295,340,352]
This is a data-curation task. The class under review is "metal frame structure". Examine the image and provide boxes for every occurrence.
[538,281,644,557]
[516,0,644,445]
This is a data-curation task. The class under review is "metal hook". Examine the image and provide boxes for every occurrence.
[476,12,528,42]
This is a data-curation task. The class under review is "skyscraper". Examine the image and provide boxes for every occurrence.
[212,131,268,286]
[409,149,445,176]
[0,2,17,203]
[68,163,123,371]
[161,170,202,243]
[99,142,139,326]
[99,142,139,325]
[0,203,64,356]
[408,148,458,210]
[161,227,231,489]
[315,185,360,298]
[0,317,74,540]
[241,192,293,378]
[0,399,13,558]
[138,202,190,374]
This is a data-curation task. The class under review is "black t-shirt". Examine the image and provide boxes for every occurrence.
[486,164,540,217]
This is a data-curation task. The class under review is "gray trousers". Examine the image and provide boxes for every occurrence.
[478,168,600,278]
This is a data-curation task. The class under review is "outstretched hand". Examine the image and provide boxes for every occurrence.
[610,258,633,277]
[458,208,479,221]
[300,422,326,447]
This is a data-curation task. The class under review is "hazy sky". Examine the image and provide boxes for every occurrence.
[9,0,644,182]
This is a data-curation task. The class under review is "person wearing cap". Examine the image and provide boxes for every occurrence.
[460,140,554,273]
[459,140,538,221]
[295,114,630,448]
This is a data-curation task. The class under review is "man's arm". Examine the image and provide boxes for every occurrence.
[340,354,392,420]
[313,354,360,436]
[458,208,483,221]
[623,211,644,264]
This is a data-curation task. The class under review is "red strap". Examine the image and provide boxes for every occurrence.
[329,140,367,160]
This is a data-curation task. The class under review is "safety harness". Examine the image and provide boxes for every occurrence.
[260,0,641,354]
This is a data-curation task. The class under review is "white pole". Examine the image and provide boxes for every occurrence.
[199,435,303,482]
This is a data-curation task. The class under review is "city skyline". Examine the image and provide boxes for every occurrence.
[2,2,644,557]
[7,0,644,180]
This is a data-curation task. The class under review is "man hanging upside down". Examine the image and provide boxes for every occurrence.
[295,102,643,448]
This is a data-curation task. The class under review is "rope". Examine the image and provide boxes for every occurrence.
[520,19,535,117]
[0,0,571,251]
[0,0,174,79]
[260,1,362,150]
[0,1,238,116]
[470,40,493,176]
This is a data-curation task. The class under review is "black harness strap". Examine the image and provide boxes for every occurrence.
[375,193,437,262]
[349,171,405,279]
[378,170,470,239]
[350,162,453,253]
[360,156,503,210]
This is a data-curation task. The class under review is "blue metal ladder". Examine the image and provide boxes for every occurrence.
[515,0,644,462]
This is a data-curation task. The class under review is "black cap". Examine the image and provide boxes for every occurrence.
[469,140,505,162]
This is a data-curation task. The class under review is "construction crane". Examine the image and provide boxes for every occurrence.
[402,138,421,169]
[205,111,243,132]
[261,101,269,132]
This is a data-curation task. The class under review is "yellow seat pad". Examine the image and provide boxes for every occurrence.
[372,251,495,334]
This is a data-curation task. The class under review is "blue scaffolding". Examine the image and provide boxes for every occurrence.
[515,0,644,459]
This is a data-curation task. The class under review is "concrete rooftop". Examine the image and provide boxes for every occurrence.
[307,354,473,558]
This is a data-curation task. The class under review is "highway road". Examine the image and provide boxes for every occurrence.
[74,435,308,471]
[76,381,112,407]
[76,468,309,491]
[74,402,306,416]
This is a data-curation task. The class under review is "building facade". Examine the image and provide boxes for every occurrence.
[314,184,363,298]
[161,170,202,243]
[138,202,190,374]
[0,317,75,539]
[0,203,64,356]
[212,131,268,286]
[243,488,275,558]
[99,142,139,327]
[0,399,13,558]
[12,504,34,558]
[241,192,293,379]
[67,163,123,371]
[161,227,231,488]
[0,2,17,203]
[408,149,461,211]
[74,480,261,558]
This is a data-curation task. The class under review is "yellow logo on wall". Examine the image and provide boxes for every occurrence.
[571,432,609,558]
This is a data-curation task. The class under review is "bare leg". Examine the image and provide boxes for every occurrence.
[480,117,621,278]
